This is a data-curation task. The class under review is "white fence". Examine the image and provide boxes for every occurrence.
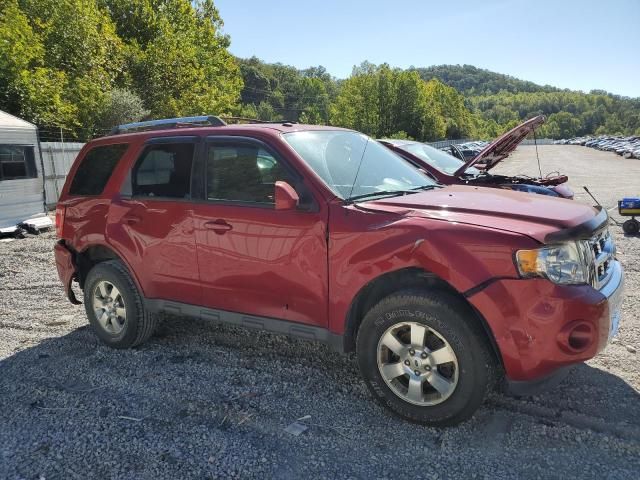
[428,139,475,149]
[41,141,84,207]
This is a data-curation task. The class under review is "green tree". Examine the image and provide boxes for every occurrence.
[256,101,278,121]
[423,78,474,139]
[129,0,242,117]
[20,0,124,83]
[14,68,77,126]
[0,0,43,79]
[99,0,161,47]
[330,66,379,135]
[97,88,149,130]
[1,0,244,139]
[239,62,273,105]
[388,131,413,140]
[329,63,475,141]
[237,103,258,119]
[0,1,76,127]
[236,57,338,122]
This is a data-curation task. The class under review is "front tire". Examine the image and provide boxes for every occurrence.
[83,260,157,348]
[356,291,496,427]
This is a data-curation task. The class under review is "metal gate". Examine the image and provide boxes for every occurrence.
[40,141,84,207]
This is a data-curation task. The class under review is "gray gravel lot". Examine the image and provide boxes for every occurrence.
[1,145,639,479]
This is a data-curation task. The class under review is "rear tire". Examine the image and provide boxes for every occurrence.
[84,260,157,348]
[356,290,496,427]
[622,219,639,235]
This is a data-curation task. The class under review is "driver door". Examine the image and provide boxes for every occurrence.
[190,136,328,327]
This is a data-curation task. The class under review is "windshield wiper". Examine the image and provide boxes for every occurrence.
[345,189,421,204]
[345,184,443,204]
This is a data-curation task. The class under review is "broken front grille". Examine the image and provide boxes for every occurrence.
[588,229,614,290]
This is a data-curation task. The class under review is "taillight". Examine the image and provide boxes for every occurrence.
[55,205,66,238]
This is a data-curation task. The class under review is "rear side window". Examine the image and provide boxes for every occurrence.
[133,143,194,198]
[0,145,37,181]
[69,144,128,195]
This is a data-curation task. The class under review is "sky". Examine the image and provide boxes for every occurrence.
[215,0,640,98]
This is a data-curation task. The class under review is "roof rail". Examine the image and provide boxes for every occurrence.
[262,120,298,125]
[110,115,226,135]
[221,116,298,125]
[221,116,264,124]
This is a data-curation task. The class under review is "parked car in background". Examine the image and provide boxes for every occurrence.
[558,135,640,159]
[441,140,488,162]
[380,115,574,198]
[445,144,479,161]
[54,116,623,427]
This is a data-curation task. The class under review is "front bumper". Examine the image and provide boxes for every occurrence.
[468,260,624,383]
[599,260,624,340]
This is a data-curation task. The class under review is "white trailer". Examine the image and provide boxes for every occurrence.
[0,110,52,233]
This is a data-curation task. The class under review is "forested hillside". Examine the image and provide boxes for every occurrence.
[237,59,640,140]
[414,65,640,139]
[412,65,559,95]
[1,0,638,141]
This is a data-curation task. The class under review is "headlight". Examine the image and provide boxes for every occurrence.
[515,241,591,285]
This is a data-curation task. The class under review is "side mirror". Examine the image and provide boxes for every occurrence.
[274,181,299,210]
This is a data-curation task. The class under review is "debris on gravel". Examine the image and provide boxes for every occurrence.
[1,146,639,479]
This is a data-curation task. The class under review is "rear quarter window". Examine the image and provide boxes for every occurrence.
[69,144,129,196]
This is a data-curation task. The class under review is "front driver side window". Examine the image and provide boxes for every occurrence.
[206,144,294,204]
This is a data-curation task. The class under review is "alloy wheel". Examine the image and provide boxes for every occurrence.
[92,280,126,335]
[376,322,459,406]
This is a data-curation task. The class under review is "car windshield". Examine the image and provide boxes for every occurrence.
[401,143,479,175]
[283,130,436,200]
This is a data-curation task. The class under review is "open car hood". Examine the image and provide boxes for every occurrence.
[453,115,546,177]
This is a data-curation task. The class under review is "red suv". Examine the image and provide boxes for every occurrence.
[54,116,624,426]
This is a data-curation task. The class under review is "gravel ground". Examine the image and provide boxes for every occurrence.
[1,145,639,479]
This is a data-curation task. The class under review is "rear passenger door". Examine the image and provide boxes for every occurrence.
[108,137,202,306]
[191,136,328,327]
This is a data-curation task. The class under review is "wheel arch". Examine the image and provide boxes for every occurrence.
[343,267,503,367]
[75,243,144,296]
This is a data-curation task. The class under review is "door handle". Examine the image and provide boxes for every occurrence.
[123,214,141,225]
[204,220,233,234]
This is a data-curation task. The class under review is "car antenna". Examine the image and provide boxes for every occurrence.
[583,186,622,226]
[533,127,543,179]
[583,186,601,207]
[346,138,370,201]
